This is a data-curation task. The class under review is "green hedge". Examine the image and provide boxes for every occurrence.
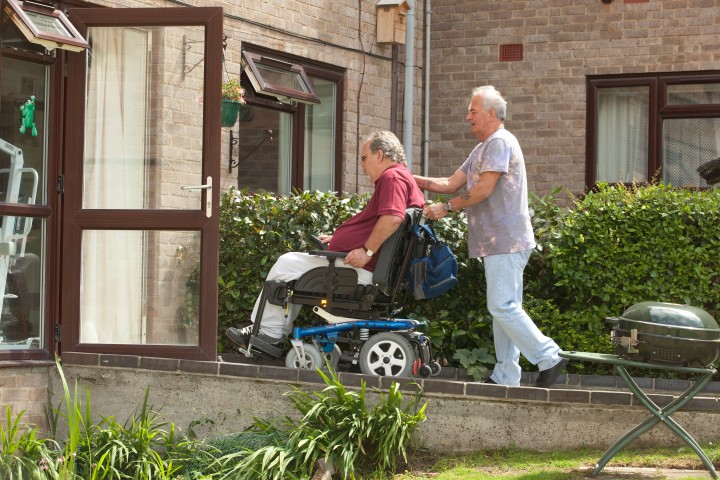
[218,185,720,377]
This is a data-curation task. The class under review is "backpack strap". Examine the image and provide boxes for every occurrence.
[412,223,439,244]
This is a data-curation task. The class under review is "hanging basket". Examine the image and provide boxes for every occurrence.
[221,99,240,127]
[238,103,254,122]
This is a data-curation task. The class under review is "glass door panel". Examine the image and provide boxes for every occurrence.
[80,230,199,345]
[0,56,49,353]
[83,26,206,210]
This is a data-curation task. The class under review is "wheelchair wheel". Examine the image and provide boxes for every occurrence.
[321,343,342,371]
[285,343,324,370]
[359,332,415,377]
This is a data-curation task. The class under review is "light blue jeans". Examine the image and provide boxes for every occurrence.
[481,250,562,386]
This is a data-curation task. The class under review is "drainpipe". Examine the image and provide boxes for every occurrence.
[422,0,430,177]
[402,0,415,170]
[391,46,399,132]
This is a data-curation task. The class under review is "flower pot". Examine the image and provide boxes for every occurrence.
[221,99,240,127]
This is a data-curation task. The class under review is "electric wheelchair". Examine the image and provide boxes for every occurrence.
[235,207,442,378]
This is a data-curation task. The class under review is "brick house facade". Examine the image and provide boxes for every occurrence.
[2,0,720,430]
[428,0,720,196]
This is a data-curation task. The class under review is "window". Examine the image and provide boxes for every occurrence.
[241,50,320,105]
[587,73,720,189]
[3,0,88,52]
[232,45,344,194]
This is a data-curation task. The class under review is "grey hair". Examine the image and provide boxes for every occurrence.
[366,130,406,165]
[472,85,507,121]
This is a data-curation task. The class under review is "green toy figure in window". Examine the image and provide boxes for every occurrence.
[19,95,38,137]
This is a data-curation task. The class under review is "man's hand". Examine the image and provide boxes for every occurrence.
[423,203,448,221]
[318,234,332,245]
[343,248,372,268]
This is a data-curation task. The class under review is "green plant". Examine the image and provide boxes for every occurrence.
[0,405,57,479]
[43,357,184,479]
[221,79,246,103]
[539,183,720,315]
[77,390,181,480]
[453,348,496,382]
[199,367,427,479]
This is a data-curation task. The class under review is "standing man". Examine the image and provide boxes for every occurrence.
[226,130,426,355]
[414,86,567,387]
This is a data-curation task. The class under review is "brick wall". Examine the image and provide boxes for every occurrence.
[0,365,52,433]
[429,0,720,196]
[214,0,426,194]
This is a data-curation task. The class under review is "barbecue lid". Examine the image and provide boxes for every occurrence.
[615,301,720,342]
[620,301,718,329]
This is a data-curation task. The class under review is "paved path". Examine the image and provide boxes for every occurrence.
[585,466,714,479]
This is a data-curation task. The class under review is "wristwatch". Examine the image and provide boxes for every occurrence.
[363,246,374,257]
[444,201,452,212]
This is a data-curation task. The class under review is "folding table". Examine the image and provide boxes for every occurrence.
[560,351,718,479]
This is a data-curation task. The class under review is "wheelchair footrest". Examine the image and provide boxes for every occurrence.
[249,335,285,358]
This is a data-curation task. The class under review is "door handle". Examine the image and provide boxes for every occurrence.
[181,176,212,217]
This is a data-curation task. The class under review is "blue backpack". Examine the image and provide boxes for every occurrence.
[408,224,458,300]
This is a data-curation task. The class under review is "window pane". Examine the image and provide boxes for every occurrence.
[596,86,649,183]
[663,117,720,188]
[83,26,205,210]
[24,11,72,37]
[1,56,48,352]
[1,57,48,205]
[80,230,200,345]
[236,107,293,193]
[304,78,335,191]
[256,63,308,93]
[667,84,720,105]
[0,218,45,350]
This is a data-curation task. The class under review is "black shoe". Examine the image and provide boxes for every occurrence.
[226,325,285,357]
[481,376,498,384]
[536,358,568,388]
[225,325,253,349]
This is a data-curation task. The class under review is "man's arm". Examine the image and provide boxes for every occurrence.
[423,171,501,220]
[413,169,467,194]
[343,214,403,268]
[449,171,501,210]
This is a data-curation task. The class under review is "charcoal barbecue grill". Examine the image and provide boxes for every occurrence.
[561,301,720,478]
[607,301,720,368]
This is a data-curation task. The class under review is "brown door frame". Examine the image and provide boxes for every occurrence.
[62,7,223,360]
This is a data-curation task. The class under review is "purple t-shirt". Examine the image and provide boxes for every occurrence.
[329,163,425,271]
[460,128,536,258]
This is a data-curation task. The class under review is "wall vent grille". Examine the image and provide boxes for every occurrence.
[499,44,523,62]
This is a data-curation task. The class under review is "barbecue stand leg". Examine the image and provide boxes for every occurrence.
[592,366,717,479]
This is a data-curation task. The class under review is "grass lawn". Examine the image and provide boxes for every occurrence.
[391,446,719,479]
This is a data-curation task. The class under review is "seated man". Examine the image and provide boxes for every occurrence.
[226,130,426,352]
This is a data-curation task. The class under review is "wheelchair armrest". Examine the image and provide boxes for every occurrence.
[310,235,328,250]
[308,251,347,259]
